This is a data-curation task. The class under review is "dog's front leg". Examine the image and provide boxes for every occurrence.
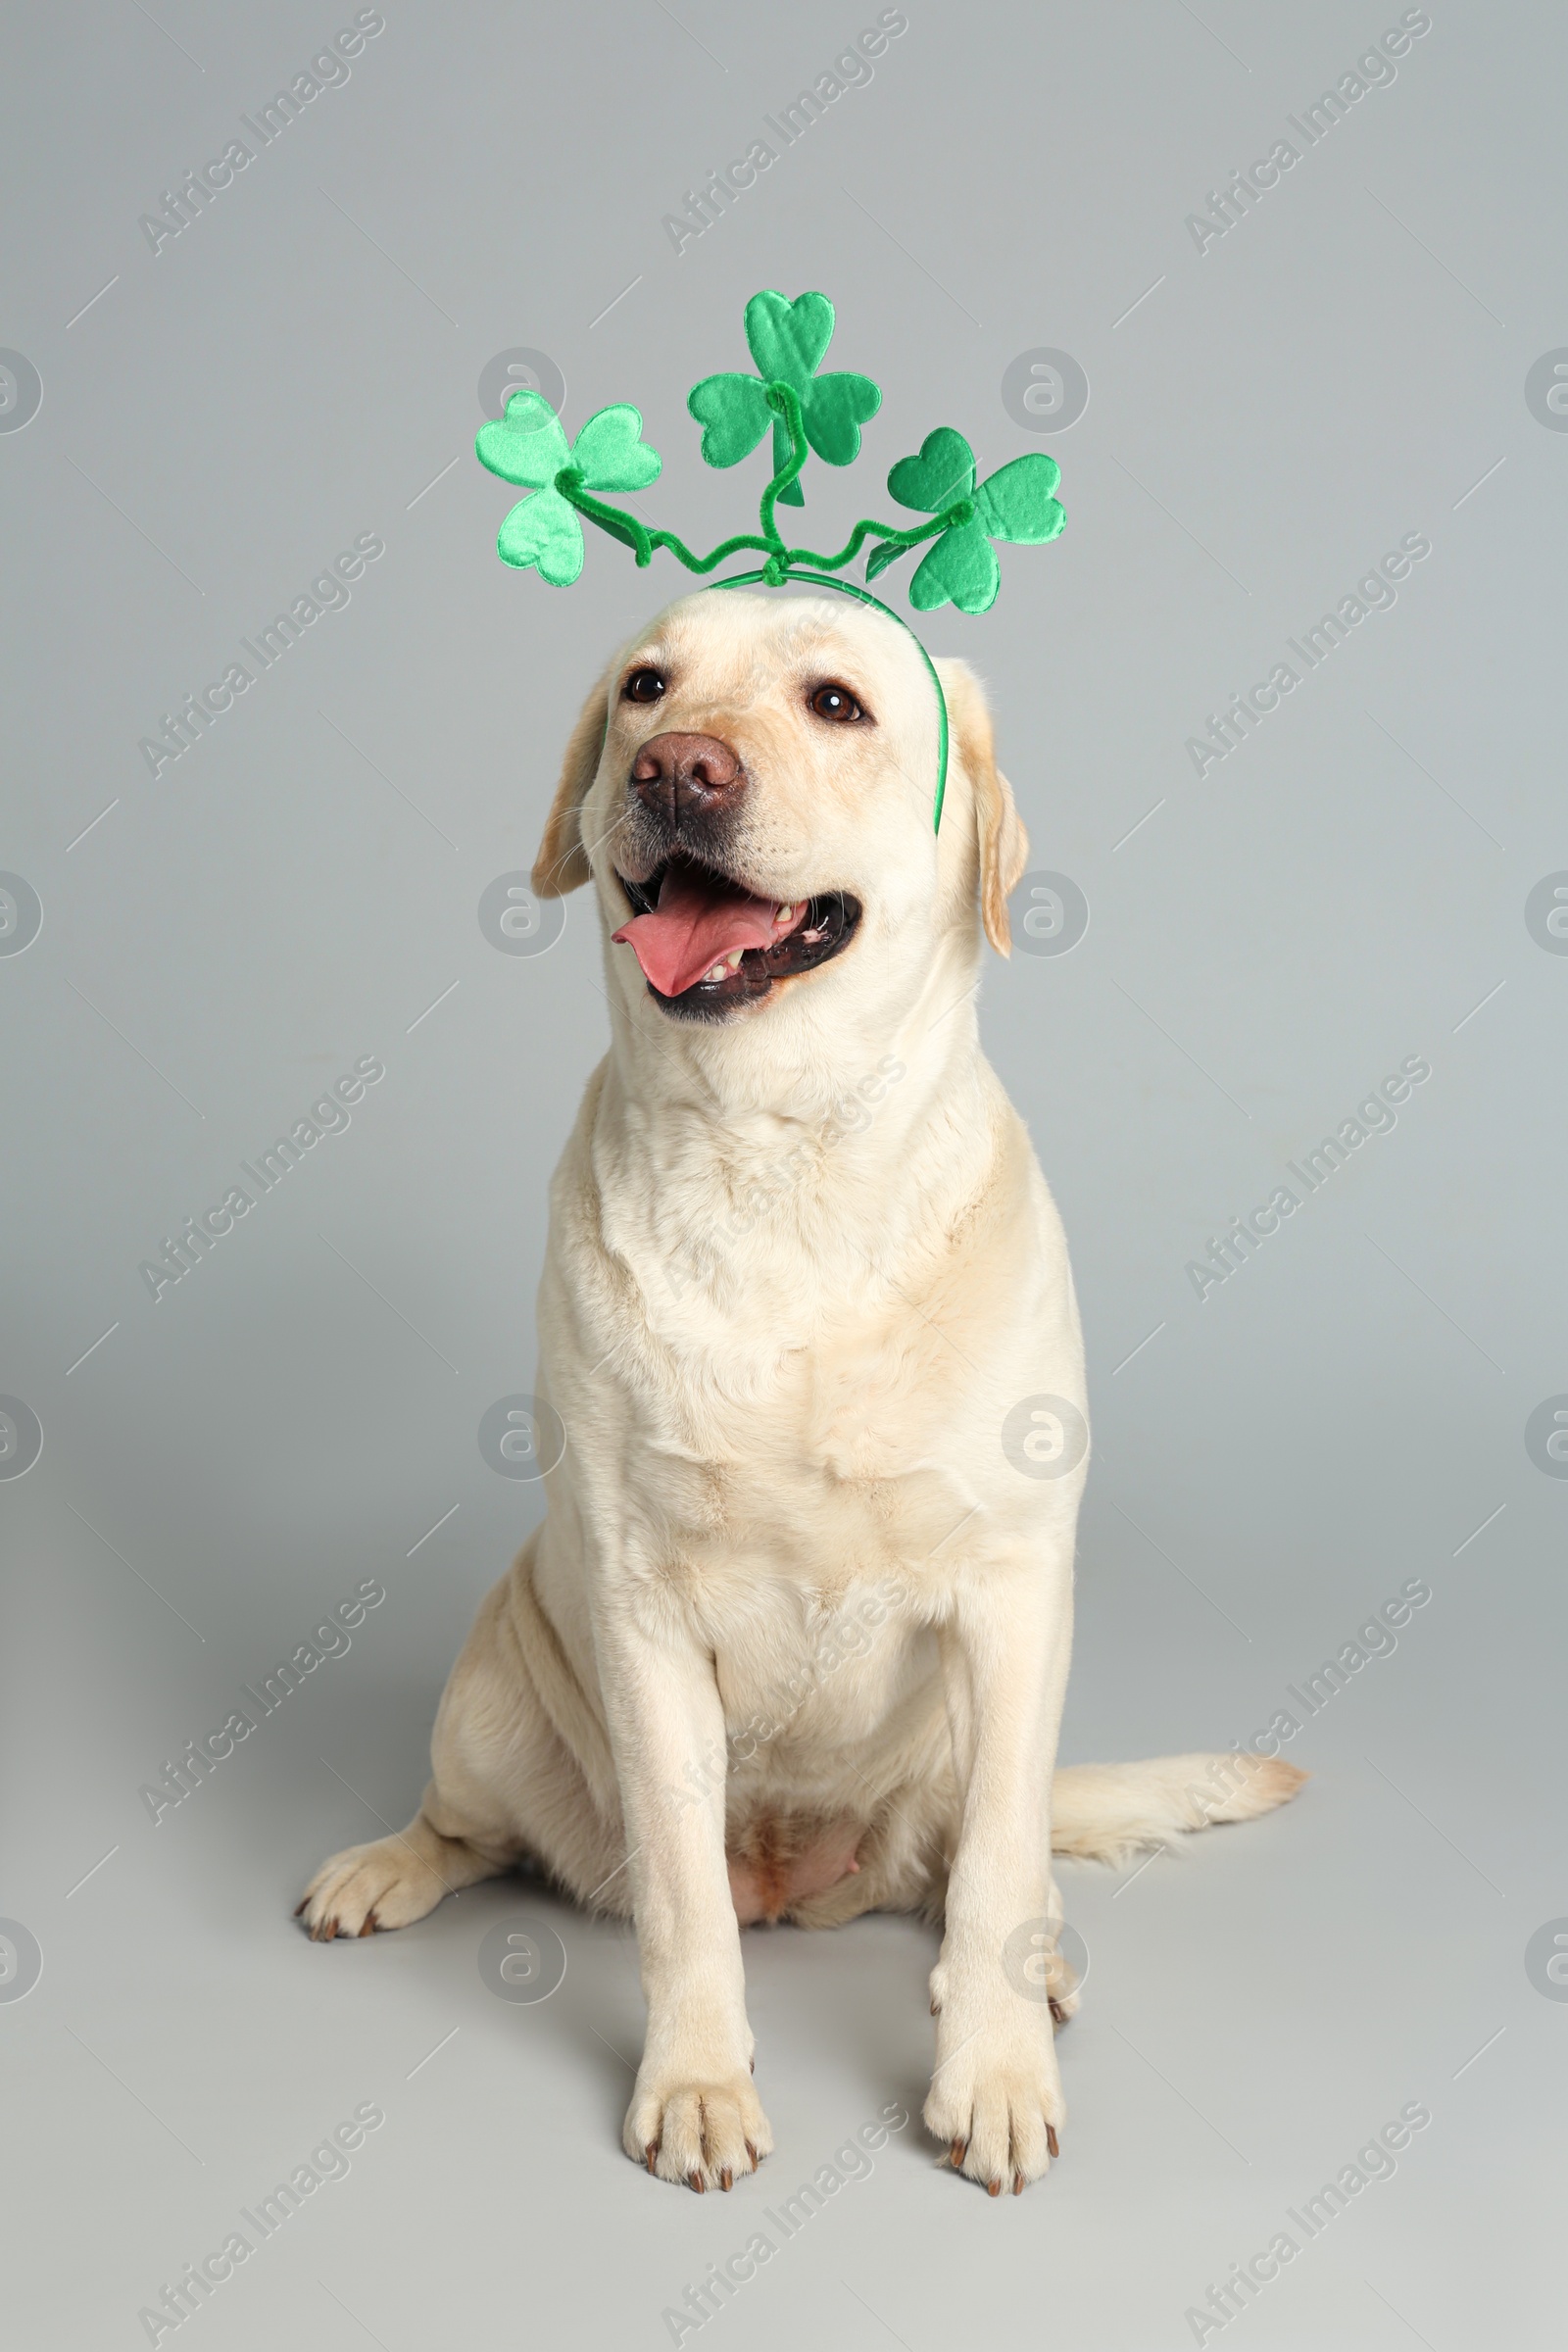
[598,1611,770,2191]
[926,1542,1074,2194]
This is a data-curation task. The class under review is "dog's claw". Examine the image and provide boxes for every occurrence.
[645,2141,659,2173]
[719,2168,733,2192]
[1047,2125,1059,2160]
[745,2139,760,2169]
[949,2137,966,2168]
[1049,1996,1065,2025]
[293,1896,308,1917]
[1012,2171,1024,2195]
[359,1915,376,1936]
[688,2171,705,2194]
[987,2178,1002,2197]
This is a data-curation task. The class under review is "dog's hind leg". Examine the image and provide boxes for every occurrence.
[296,1541,627,1938]
[295,1801,512,1941]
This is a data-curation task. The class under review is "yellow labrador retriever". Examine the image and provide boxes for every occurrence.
[299,589,1301,2195]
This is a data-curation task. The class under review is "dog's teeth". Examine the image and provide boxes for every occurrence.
[776,904,795,924]
[705,963,727,983]
[725,951,744,970]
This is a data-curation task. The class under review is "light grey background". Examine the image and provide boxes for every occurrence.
[2,3,1563,2345]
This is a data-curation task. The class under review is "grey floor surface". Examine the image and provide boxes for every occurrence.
[2,3,1564,2346]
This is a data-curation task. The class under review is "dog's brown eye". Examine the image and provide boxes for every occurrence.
[623,668,665,704]
[808,681,864,723]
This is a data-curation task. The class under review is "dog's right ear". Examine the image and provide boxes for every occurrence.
[531,660,617,896]
[936,657,1029,954]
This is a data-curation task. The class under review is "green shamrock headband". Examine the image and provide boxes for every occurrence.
[474,288,1066,832]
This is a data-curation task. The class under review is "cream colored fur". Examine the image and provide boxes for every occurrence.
[299,591,1303,2195]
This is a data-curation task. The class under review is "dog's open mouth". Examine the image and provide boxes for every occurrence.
[612,855,860,1017]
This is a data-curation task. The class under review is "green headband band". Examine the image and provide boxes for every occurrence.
[475,288,1066,833]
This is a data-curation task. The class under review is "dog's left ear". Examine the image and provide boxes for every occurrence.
[532,657,618,897]
[937,659,1030,955]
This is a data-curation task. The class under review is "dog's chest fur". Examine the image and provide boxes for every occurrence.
[538,1052,1073,1799]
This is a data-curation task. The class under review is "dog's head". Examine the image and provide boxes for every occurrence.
[532,591,1027,1034]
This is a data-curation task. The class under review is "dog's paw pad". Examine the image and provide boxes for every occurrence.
[625,2073,772,2191]
[925,2022,1065,2194]
[295,1835,447,1940]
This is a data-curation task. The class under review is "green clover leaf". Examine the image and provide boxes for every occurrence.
[567,405,663,493]
[885,430,1064,612]
[476,393,661,583]
[687,289,881,506]
[475,389,570,487]
[684,373,771,471]
[906,519,1002,612]
[886,426,976,514]
[494,487,586,584]
[973,454,1064,545]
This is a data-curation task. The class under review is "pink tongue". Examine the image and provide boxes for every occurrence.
[612,866,784,998]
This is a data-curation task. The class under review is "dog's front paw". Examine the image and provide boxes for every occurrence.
[923,2010,1064,2195]
[624,2064,773,2192]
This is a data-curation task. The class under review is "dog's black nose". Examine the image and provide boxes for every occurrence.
[630,732,743,824]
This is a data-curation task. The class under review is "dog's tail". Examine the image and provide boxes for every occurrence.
[1051,1751,1307,1867]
